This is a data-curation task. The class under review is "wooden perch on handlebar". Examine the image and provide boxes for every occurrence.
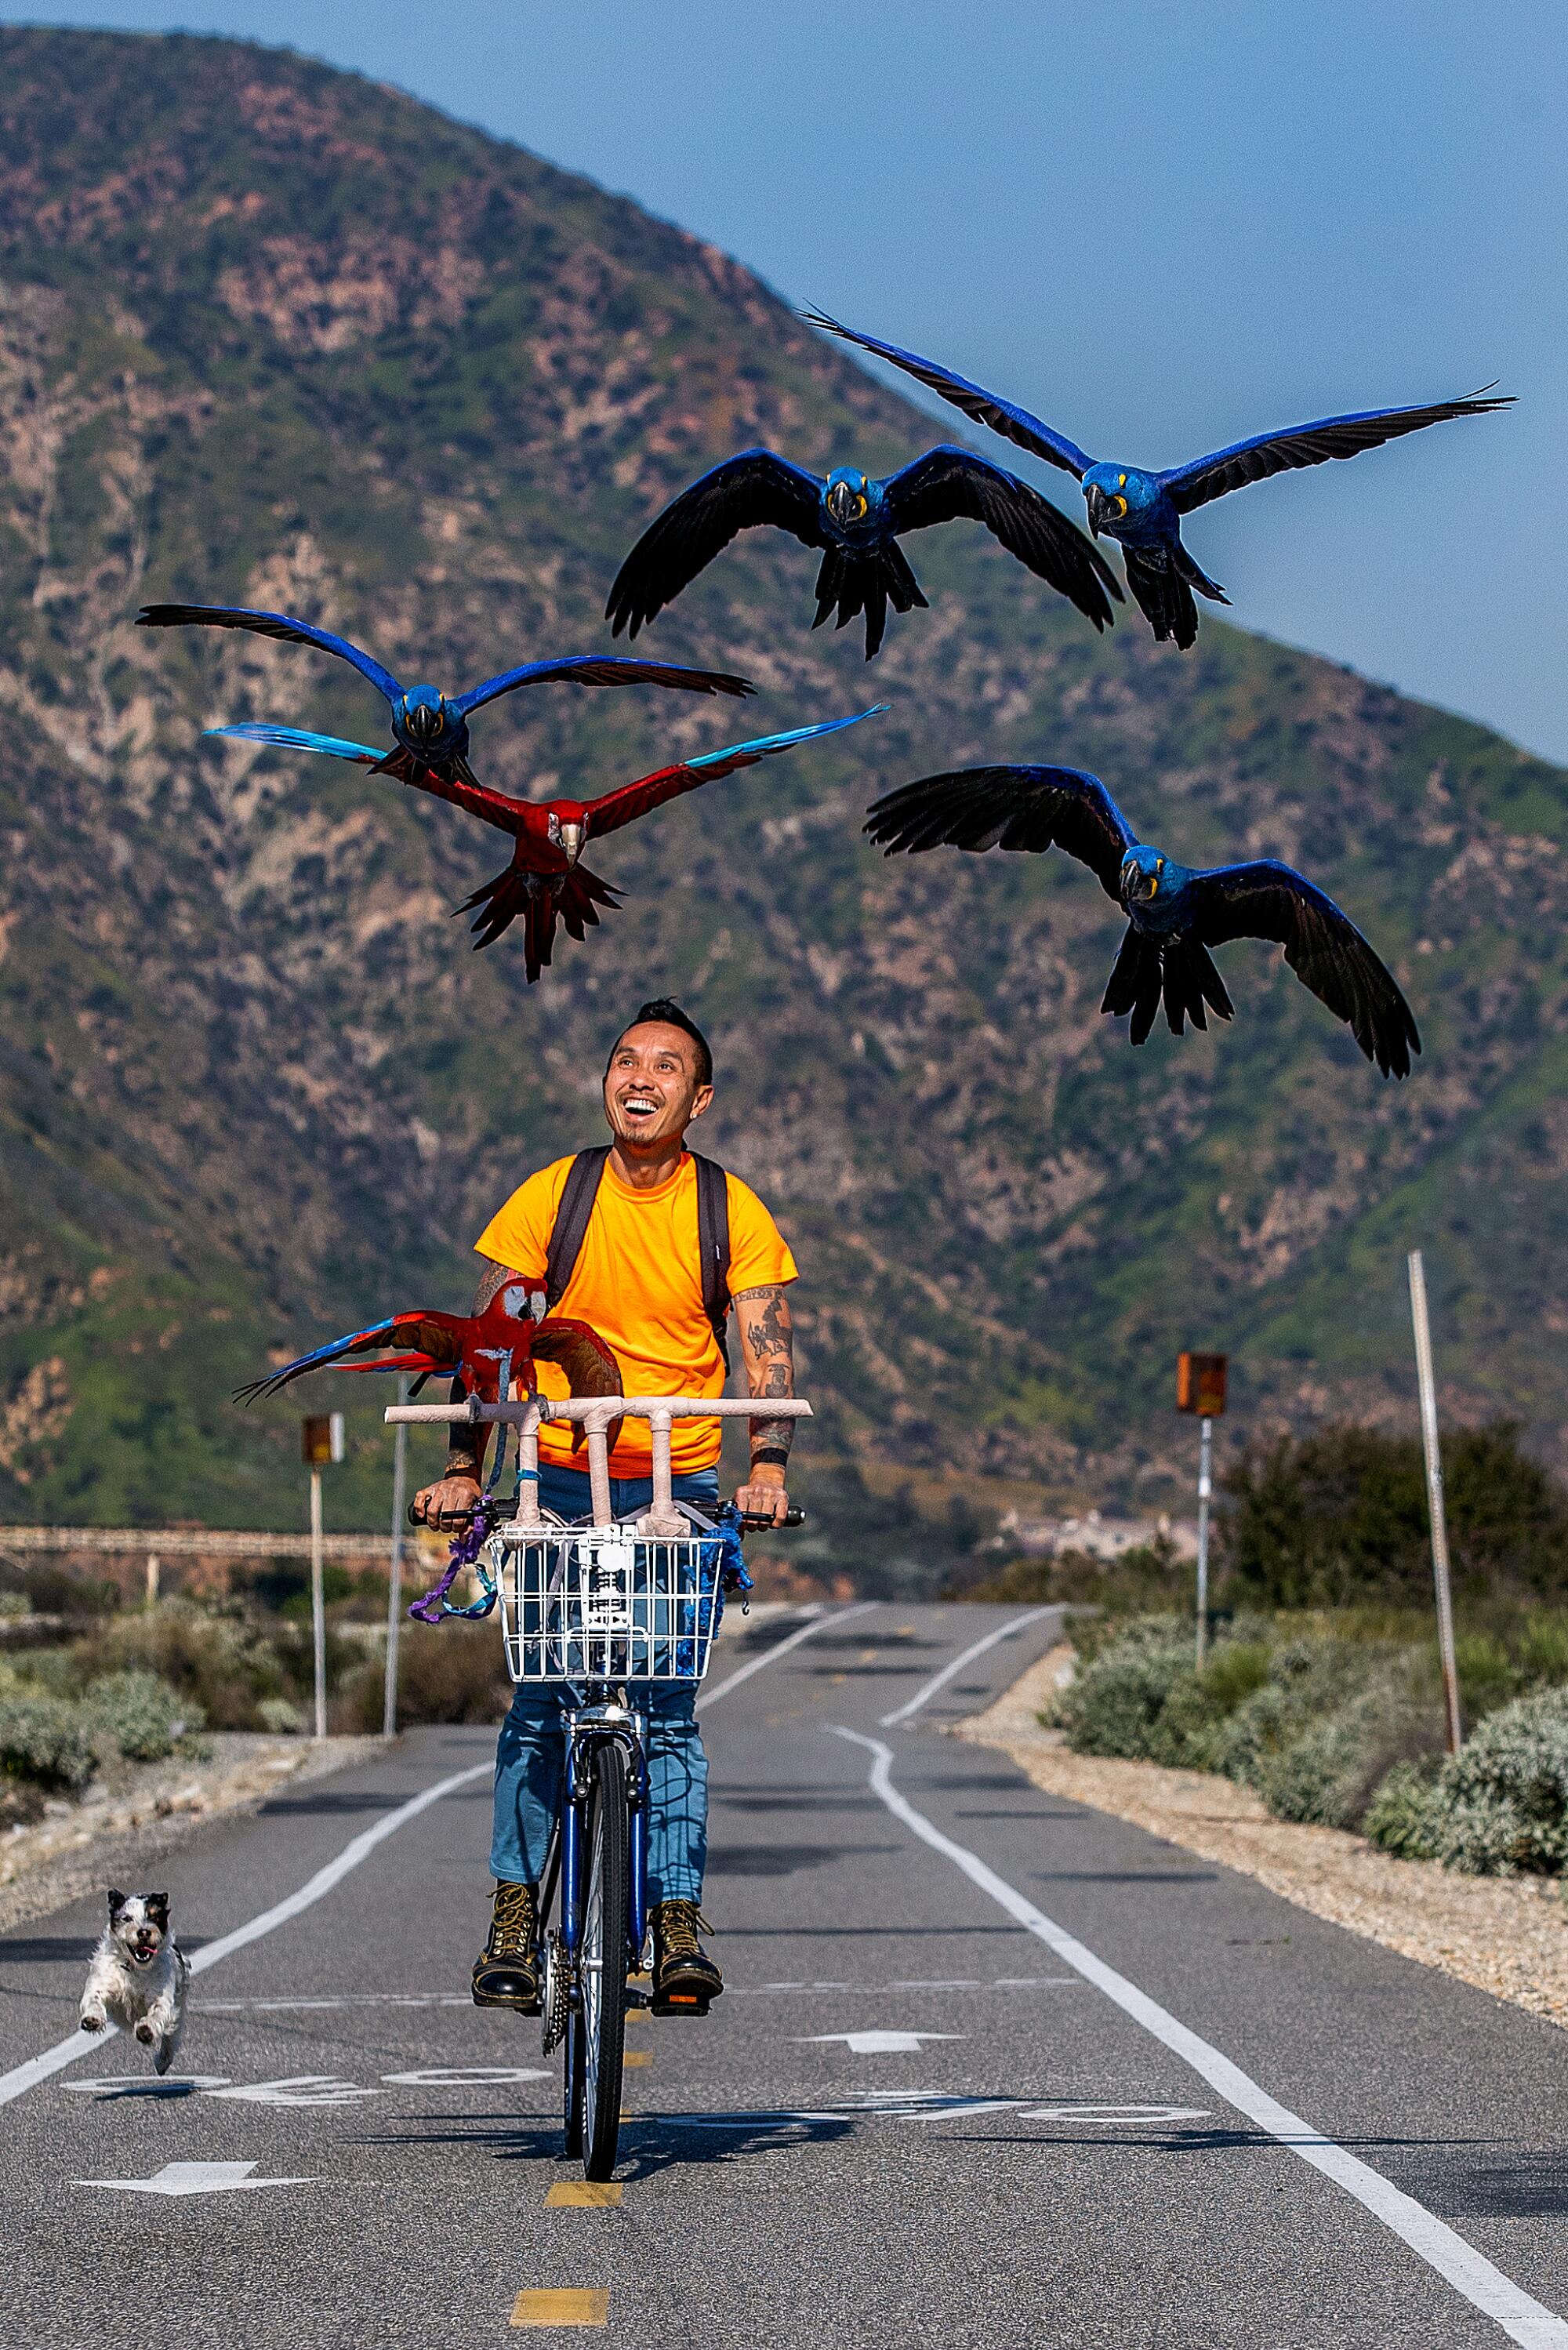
[384,1393,812,1536]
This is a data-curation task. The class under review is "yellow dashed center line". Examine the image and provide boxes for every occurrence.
[511,2287,608,2327]
[622,2049,652,2067]
[545,2181,622,2208]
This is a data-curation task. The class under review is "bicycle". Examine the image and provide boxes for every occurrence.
[387,1389,810,2180]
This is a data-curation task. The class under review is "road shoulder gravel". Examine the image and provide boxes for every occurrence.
[0,1732,382,1933]
[955,1644,1568,2029]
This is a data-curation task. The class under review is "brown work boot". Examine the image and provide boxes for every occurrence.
[471,1882,540,2013]
[651,1899,722,2014]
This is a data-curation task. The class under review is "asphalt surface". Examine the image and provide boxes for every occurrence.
[3,1600,1568,2349]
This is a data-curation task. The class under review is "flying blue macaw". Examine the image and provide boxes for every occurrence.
[606,445,1121,658]
[807,314,1511,650]
[209,706,884,978]
[136,601,753,787]
[865,764,1419,1077]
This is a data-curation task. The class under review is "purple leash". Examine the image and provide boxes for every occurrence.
[407,1498,494,1623]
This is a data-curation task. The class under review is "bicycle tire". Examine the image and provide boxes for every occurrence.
[562,2010,585,2159]
[579,1739,630,2181]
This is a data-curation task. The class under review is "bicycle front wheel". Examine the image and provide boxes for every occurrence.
[579,1739,630,2181]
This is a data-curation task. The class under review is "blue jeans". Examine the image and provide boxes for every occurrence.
[488,1464,720,1901]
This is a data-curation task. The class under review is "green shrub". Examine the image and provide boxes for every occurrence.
[343,1620,510,1731]
[79,1669,205,1763]
[1421,1688,1568,1874]
[89,1599,298,1730]
[1364,1760,1444,1859]
[1219,1420,1568,1607]
[1058,1617,1262,1771]
[0,1691,95,1790]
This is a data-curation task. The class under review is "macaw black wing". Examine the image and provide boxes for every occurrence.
[884,446,1122,629]
[137,604,403,703]
[583,708,884,841]
[804,313,1094,480]
[865,764,1136,901]
[1187,861,1421,1078]
[605,450,827,637]
[1160,390,1513,516]
[451,653,753,715]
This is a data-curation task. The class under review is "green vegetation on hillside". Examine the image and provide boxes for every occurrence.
[1,27,1566,1554]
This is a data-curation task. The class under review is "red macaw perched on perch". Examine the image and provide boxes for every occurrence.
[234,1278,622,1451]
[205,707,884,980]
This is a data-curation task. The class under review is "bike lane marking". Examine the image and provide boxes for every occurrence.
[0,1756,491,2114]
[835,1724,1568,2350]
[698,1601,878,1711]
[511,2288,608,2327]
[879,1607,1054,1727]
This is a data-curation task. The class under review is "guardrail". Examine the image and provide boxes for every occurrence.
[0,1527,392,1560]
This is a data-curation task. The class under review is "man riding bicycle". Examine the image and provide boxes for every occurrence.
[412,997,798,2016]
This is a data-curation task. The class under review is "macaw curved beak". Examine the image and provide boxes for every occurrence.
[826,482,855,526]
[1084,485,1109,539]
[557,820,584,867]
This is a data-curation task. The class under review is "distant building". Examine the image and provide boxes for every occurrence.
[995,1507,1198,1564]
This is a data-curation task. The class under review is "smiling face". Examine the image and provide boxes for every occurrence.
[602,1021,713,1158]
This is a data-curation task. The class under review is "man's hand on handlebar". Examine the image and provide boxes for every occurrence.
[734,1463,791,1527]
[410,1473,482,1531]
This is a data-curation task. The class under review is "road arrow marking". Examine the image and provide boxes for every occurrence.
[78,2160,315,2197]
[797,2030,964,2054]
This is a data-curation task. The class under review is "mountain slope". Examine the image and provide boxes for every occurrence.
[0,27,1563,1548]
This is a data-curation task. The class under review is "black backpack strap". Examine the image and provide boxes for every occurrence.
[543,1147,611,1312]
[690,1151,733,1368]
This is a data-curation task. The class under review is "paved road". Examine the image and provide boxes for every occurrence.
[3,1600,1568,2349]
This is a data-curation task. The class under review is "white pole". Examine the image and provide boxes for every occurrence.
[383,1375,409,1738]
[1195,1415,1213,1665]
[1408,1250,1462,1753]
[310,1463,327,1742]
[145,1553,160,1611]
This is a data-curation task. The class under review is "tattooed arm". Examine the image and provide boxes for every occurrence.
[733,1282,796,1527]
[408,1260,516,1529]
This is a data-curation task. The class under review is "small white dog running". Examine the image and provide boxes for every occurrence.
[79,1890,190,2075]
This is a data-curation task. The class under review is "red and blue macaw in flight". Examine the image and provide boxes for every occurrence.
[205,706,884,980]
[136,601,753,788]
[235,1277,623,1432]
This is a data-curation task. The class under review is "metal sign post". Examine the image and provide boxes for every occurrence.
[1407,1251,1463,1753]
[302,1413,345,1742]
[1177,1353,1228,1664]
[383,1377,410,1739]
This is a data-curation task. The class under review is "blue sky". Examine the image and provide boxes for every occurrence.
[12,2,1566,762]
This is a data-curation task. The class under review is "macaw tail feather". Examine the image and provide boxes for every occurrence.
[1102,924,1164,1048]
[811,543,927,660]
[232,1316,408,1405]
[456,859,622,977]
[1121,543,1227,651]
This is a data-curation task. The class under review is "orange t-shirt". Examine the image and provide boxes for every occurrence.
[473,1153,798,1475]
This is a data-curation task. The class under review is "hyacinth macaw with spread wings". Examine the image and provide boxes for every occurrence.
[234,1277,622,1447]
[207,706,885,979]
[806,314,1511,650]
[866,763,1420,1077]
[136,601,753,787]
[605,445,1122,658]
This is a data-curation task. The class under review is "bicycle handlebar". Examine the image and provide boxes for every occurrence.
[409,1501,806,1532]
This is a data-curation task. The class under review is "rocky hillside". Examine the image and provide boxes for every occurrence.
[0,27,1563,1558]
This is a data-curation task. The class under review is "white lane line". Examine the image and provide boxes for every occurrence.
[879,1607,1054,1727]
[834,1727,1568,2350]
[0,1758,490,2115]
[699,1600,877,1712]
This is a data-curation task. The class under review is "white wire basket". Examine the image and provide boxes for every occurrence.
[489,1527,727,1686]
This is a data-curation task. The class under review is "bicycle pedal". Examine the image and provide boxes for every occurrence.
[651,1990,711,2018]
